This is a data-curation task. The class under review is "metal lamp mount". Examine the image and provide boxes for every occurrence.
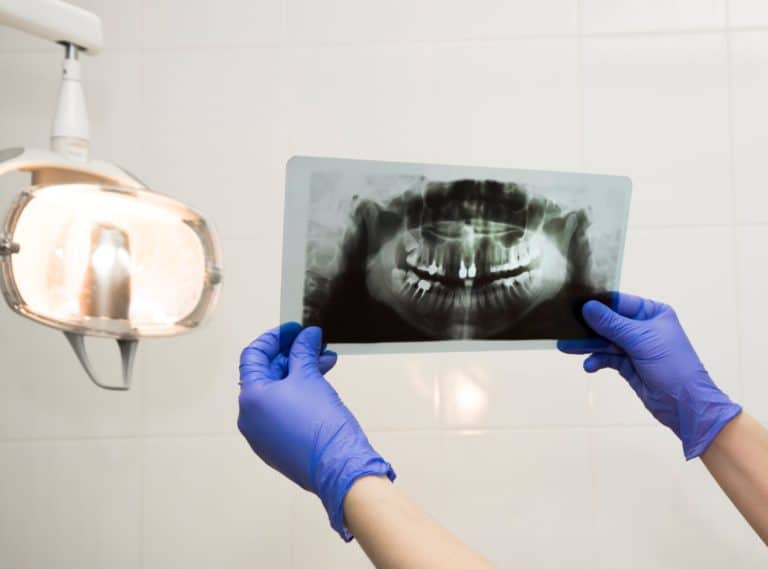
[0,0,140,390]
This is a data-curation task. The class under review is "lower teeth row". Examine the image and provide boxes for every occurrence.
[392,268,533,309]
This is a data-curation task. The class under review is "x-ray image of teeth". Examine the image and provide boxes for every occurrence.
[282,157,631,347]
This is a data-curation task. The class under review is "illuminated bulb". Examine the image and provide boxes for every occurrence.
[80,224,131,319]
[6,183,217,335]
[0,181,223,390]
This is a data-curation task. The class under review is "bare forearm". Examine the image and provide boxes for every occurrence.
[343,476,495,569]
[701,412,768,544]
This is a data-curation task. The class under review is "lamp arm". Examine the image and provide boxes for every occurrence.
[0,0,102,54]
[51,44,90,162]
[0,1,104,162]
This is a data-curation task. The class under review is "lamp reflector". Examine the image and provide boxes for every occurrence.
[1,183,221,338]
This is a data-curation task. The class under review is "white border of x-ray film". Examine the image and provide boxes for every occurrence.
[281,156,632,354]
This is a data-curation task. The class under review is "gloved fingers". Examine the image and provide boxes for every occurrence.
[268,347,336,379]
[289,326,324,374]
[240,322,302,383]
[557,338,622,354]
[583,353,626,373]
[582,300,640,351]
[584,353,644,393]
[268,353,290,378]
[318,350,338,375]
[609,292,663,321]
[278,321,304,355]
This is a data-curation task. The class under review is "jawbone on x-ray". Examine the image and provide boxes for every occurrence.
[281,157,631,350]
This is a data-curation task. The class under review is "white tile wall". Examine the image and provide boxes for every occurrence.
[591,427,765,567]
[82,50,145,169]
[433,430,596,567]
[729,0,768,27]
[141,0,283,49]
[0,369,6,441]
[581,0,726,33]
[737,226,768,421]
[0,439,142,569]
[439,348,593,428]
[142,436,293,569]
[281,39,582,170]
[730,31,768,224]
[135,48,287,241]
[581,34,731,228]
[330,353,439,431]
[1,0,767,567]
[0,52,60,149]
[284,0,579,45]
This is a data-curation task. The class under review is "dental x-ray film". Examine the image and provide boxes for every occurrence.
[281,157,631,353]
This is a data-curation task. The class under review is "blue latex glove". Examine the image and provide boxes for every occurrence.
[558,292,742,460]
[238,322,395,541]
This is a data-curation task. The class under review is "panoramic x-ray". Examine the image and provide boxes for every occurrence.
[281,157,631,351]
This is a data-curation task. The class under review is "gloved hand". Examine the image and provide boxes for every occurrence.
[558,292,742,460]
[238,322,395,541]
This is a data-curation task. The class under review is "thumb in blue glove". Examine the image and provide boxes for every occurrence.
[558,293,741,460]
[238,322,395,541]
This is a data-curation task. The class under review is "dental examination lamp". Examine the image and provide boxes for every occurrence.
[0,0,222,390]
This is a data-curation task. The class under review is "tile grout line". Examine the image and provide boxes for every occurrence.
[136,3,147,565]
[575,0,595,438]
[5,26,768,56]
[0,424,669,444]
[577,0,586,179]
[434,371,443,427]
[723,0,746,404]
[282,0,294,541]
[281,8,296,565]
[575,0,589,411]
[138,426,146,569]
[577,4,601,558]
[288,488,297,569]
[280,0,288,46]
[586,427,601,565]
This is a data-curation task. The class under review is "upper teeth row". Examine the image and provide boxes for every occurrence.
[458,259,477,279]
[407,251,447,277]
[496,242,533,270]
[406,241,535,279]
[408,252,477,280]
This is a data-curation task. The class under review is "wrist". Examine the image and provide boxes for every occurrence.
[667,370,741,460]
[701,410,744,459]
[314,430,396,541]
[346,473,392,495]
[321,457,396,542]
[682,399,742,460]
[343,475,392,519]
